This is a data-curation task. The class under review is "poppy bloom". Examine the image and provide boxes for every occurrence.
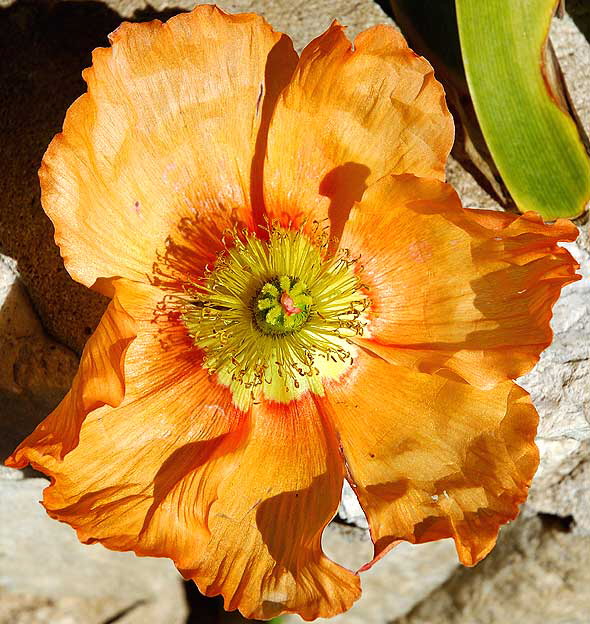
[7,5,580,621]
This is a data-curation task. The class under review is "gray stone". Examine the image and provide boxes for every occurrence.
[519,227,590,533]
[396,514,590,624]
[337,481,369,531]
[317,525,458,624]
[551,11,590,137]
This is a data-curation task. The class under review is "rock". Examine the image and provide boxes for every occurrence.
[519,226,590,533]
[337,481,370,530]
[0,478,188,624]
[0,253,78,464]
[316,525,458,624]
[396,514,590,624]
[551,10,590,137]
[446,157,502,212]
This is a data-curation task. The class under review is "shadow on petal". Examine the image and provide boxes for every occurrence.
[320,162,370,244]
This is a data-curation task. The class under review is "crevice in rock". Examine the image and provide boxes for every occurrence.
[103,599,148,624]
[538,512,575,532]
[333,511,366,530]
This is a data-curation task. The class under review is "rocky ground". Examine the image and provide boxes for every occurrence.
[1,1,589,623]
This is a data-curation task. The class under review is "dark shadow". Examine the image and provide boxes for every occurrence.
[567,0,590,45]
[0,1,189,354]
[184,581,224,624]
[0,392,58,475]
[538,512,575,532]
[250,35,297,229]
[373,0,394,18]
[320,162,370,245]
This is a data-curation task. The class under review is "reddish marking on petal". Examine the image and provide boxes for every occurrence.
[280,291,301,316]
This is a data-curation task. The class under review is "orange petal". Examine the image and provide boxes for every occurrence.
[180,397,360,621]
[264,22,453,236]
[341,174,580,388]
[7,285,137,464]
[7,280,241,550]
[7,281,359,620]
[41,6,298,291]
[321,349,539,567]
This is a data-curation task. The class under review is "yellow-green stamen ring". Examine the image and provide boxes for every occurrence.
[178,225,369,408]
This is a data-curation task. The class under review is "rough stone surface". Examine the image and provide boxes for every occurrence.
[520,227,590,534]
[338,482,370,530]
[396,514,590,624]
[445,157,502,212]
[552,10,590,138]
[316,525,458,624]
[0,254,78,463]
[0,477,188,624]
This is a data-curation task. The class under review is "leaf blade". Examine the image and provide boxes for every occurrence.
[456,0,590,219]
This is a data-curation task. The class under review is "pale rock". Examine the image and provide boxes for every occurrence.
[551,11,590,136]
[0,254,77,398]
[446,157,502,212]
[397,515,590,624]
[338,481,369,530]
[318,525,458,624]
[520,227,590,532]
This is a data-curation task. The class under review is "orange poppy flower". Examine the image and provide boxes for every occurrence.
[7,5,580,621]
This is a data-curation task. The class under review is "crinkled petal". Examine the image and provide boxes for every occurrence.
[7,281,241,553]
[179,397,360,621]
[264,22,453,236]
[41,6,297,291]
[8,281,358,620]
[340,174,580,388]
[321,348,539,567]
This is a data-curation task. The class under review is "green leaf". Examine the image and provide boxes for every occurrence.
[456,0,590,219]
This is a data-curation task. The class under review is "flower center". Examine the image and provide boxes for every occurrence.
[254,276,312,335]
[181,225,368,409]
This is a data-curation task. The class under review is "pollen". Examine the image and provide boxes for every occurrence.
[181,224,369,409]
[255,275,311,334]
